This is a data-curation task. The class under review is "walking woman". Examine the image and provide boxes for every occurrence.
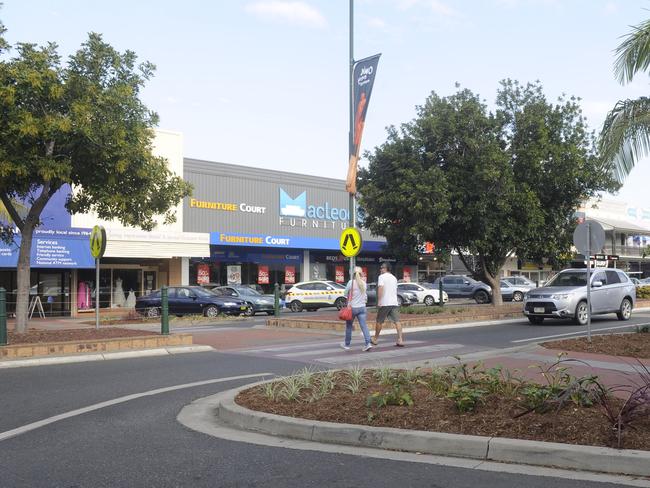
[340,266,373,352]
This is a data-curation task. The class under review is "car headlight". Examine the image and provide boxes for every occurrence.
[223,302,237,306]
[550,294,570,300]
[259,299,272,304]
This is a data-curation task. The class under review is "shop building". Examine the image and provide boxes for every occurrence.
[0,130,210,317]
[182,159,415,291]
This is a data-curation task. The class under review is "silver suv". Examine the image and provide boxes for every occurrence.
[523,268,636,325]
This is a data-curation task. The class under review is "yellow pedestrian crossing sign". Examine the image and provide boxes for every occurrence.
[90,225,107,259]
[340,227,362,257]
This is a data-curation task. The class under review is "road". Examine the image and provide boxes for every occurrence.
[1,311,649,487]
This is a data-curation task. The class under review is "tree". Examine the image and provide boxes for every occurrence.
[358,81,617,305]
[0,31,192,332]
[599,17,650,182]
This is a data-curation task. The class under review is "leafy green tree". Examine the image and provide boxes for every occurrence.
[359,81,617,305]
[599,17,650,182]
[0,30,192,332]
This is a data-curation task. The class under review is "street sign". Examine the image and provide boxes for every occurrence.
[340,227,362,258]
[594,254,607,261]
[89,225,107,259]
[573,221,605,257]
[608,255,619,261]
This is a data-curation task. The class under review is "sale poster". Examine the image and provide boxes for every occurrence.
[196,264,210,285]
[258,265,270,284]
[227,265,241,285]
[403,268,411,282]
[335,266,345,283]
[285,266,296,284]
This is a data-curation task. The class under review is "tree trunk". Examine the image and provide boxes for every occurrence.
[482,273,503,307]
[14,223,35,333]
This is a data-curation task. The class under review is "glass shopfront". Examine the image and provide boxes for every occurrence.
[0,268,71,317]
[190,247,303,294]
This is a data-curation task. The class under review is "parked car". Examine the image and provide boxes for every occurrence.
[212,285,275,316]
[630,277,643,287]
[502,276,538,288]
[284,280,346,312]
[431,275,492,304]
[640,277,650,285]
[366,283,419,307]
[523,268,636,325]
[135,286,250,318]
[499,279,530,302]
[397,282,448,306]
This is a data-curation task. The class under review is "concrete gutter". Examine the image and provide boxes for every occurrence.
[210,381,650,478]
[0,345,214,369]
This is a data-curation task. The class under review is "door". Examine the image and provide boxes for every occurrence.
[457,277,474,297]
[442,276,459,297]
[590,271,608,313]
[605,270,623,311]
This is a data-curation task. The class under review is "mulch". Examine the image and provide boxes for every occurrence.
[544,333,650,359]
[5,328,159,345]
[236,373,650,450]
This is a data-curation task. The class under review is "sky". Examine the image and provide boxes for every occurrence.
[2,0,649,208]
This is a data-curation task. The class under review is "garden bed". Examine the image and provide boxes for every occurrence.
[236,362,650,450]
[6,328,159,345]
[544,330,650,359]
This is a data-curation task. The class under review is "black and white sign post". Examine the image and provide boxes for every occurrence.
[573,221,605,343]
[89,226,107,330]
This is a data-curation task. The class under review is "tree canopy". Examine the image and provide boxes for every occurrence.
[599,17,650,182]
[0,27,192,331]
[358,81,618,304]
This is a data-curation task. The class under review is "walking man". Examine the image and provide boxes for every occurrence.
[371,262,404,347]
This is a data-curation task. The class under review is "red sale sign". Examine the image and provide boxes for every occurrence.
[335,266,345,283]
[285,266,296,284]
[197,264,210,285]
[403,268,411,282]
[258,265,269,284]
[361,267,368,281]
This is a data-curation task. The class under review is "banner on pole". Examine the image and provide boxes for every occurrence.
[346,54,381,194]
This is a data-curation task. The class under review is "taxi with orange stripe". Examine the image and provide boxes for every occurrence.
[285,280,347,312]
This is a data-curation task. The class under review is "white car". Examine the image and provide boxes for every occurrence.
[285,280,347,312]
[397,283,448,306]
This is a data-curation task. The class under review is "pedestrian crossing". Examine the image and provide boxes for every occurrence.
[231,338,468,366]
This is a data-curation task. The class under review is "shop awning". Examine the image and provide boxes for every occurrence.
[587,217,650,234]
[105,230,210,258]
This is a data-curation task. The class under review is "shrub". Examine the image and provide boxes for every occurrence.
[636,286,650,299]
[401,306,444,315]
[447,384,486,412]
[366,384,414,408]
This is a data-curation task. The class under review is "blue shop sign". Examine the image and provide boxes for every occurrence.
[211,232,385,252]
[0,228,95,268]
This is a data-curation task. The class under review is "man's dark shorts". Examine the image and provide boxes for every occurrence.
[376,306,400,324]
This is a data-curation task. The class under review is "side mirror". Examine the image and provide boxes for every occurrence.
[592,281,603,288]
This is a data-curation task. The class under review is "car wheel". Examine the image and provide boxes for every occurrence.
[244,303,254,317]
[423,295,434,306]
[204,305,220,318]
[616,298,632,321]
[146,307,160,318]
[335,297,346,310]
[474,290,489,304]
[574,301,589,326]
[512,291,524,302]
[290,300,303,312]
[528,316,544,325]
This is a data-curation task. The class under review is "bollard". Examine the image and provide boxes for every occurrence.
[161,286,169,335]
[0,287,6,346]
[438,278,444,307]
[274,283,280,317]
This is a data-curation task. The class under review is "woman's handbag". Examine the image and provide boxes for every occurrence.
[338,281,354,321]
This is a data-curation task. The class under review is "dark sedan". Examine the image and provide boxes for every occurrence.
[135,286,250,318]
[366,283,418,307]
[212,285,276,316]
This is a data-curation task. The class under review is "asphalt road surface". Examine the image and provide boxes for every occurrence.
[1,313,649,487]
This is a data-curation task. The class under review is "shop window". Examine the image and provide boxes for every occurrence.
[112,269,141,308]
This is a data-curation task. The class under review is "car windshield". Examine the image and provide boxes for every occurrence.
[328,282,346,289]
[545,271,587,287]
[420,283,436,289]
[237,287,261,296]
[193,287,217,297]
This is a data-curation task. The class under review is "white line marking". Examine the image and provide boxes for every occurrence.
[318,344,465,364]
[510,324,643,343]
[274,341,427,358]
[0,373,271,443]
